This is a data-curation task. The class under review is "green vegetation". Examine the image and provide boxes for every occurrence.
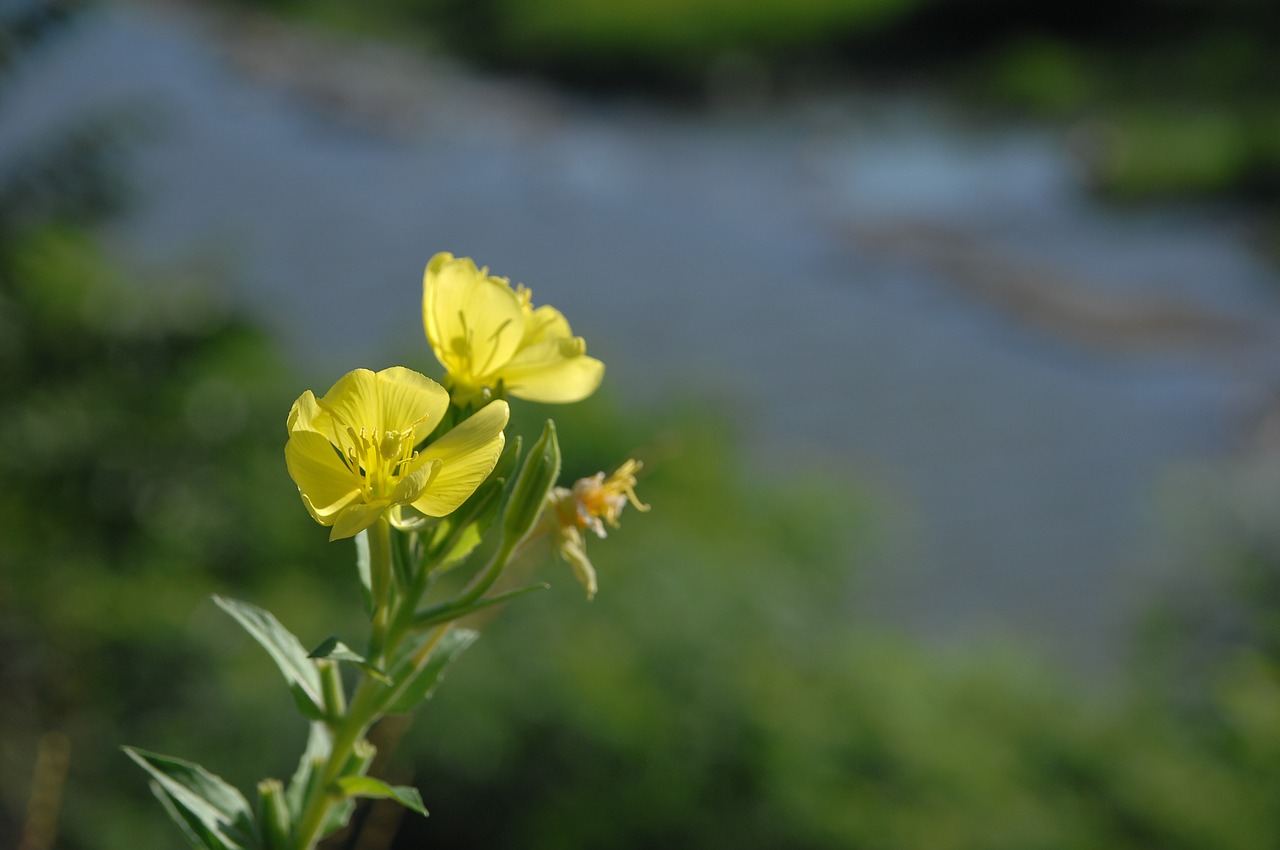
[229,0,1280,207]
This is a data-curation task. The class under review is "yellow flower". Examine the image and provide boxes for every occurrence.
[548,459,649,598]
[422,252,604,406]
[285,366,509,540]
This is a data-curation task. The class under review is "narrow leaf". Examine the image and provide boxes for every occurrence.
[321,797,358,837]
[149,780,224,850]
[308,637,391,683]
[124,747,256,850]
[412,584,550,630]
[428,478,504,571]
[385,628,479,714]
[354,530,373,615]
[307,636,363,663]
[334,777,429,817]
[214,595,324,720]
[285,724,331,820]
[390,526,418,592]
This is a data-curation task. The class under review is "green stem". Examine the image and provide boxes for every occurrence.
[386,537,436,657]
[292,513,515,848]
[366,517,393,663]
[290,678,380,850]
[291,517,399,850]
[411,535,518,626]
[377,623,452,715]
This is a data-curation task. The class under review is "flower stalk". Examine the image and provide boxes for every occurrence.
[365,517,394,664]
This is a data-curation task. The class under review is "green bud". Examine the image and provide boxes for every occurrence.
[340,739,377,781]
[491,432,524,485]
[317,659,346,723]
[501,420,561,549]
[257,779,292,850]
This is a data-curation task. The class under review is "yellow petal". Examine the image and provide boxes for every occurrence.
[422,252,456,365]
[314,368,379,443]
[330,501,389,541]
[287,390,321,433]
[392,457,442,504]
[423,253,524,380]
[373,366,449,433]
[316,367,448,437]
[521,304,572,347]
[411,400,510,517]
[285,429,360,520]
[500,351,605,404]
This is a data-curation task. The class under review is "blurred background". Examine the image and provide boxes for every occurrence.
[4,0,1280,847]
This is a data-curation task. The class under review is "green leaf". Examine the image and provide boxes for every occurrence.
[285,724,331,820]
[501,420,560,548]
[124,747,258,850]
[334,776,429,817]
[390,526,418,592]
[428,478,505,570]
[307,637,390,684]
[214,595,324,721]
[385,628,479,714]
[281,729,364,841]
[412,583,550,630]
[354,530,373,615]
[321,797,358,837]
[307,636,365,664]
[150,780,220,850]
[313,739,377,838]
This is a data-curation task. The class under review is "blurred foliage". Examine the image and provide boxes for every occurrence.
[393,434,1280,850]
[0,225,363,850]
[227,0,1280,208]
[0,9,352,847]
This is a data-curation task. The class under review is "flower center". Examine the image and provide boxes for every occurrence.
[342,423,418,500]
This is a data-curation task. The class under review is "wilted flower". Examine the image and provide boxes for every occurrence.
[548,459,649,598]
[285,366,508,540]
[422,252,604,406]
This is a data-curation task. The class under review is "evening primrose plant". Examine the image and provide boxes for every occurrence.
[124,254,645,850]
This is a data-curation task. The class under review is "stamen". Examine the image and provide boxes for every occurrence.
[515,284,533,309]
[475,318,514,375]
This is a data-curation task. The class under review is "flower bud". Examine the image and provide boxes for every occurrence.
[501,420,561,549]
